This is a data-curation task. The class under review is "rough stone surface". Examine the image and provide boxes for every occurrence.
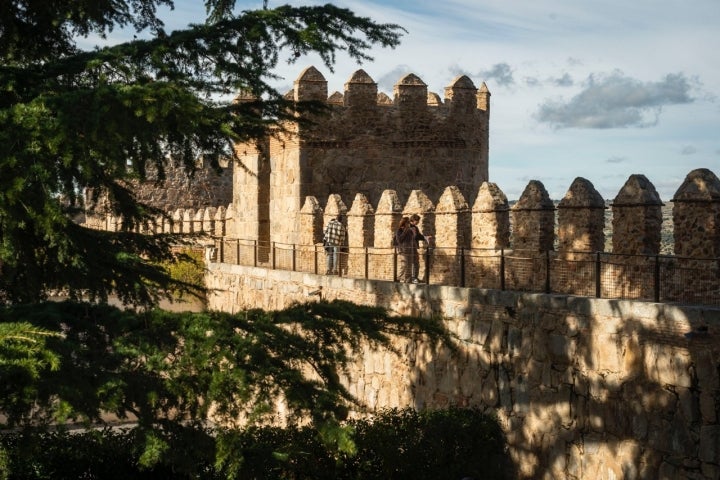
[206,265,720,480]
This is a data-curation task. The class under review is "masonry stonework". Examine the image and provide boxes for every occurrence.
[201,168,720,479]
[205,264,720,480]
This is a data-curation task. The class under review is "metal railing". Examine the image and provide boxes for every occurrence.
[209,238,720,307]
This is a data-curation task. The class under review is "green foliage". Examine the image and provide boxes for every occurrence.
[158,247,207,303]
[0,408,511,480]
[0,299,451,475]
[345,407,512,479]
[1,427,213,480]
[0,323,62,423]
[0,1,404,305]
[164,249,205,288]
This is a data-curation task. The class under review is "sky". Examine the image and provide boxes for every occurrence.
[96,0,720,201]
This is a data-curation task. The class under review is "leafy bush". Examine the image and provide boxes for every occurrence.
[343,407,511,479]
[1,427,209,480]
[1,408,512,480]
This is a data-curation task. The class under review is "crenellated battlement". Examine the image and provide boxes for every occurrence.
[287,66,490,114]
[86,167,719,258]
[85,167,720,305]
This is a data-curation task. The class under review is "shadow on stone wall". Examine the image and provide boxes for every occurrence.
[205,265,720,480]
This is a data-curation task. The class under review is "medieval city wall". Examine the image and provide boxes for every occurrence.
[85,167,720,478]
[200,167,720,479]
[205,263,720,480]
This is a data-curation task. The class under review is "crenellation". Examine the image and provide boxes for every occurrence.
[443,75,478,115]
[161,213,171,234]
[328,91,344,105]
[672,168,720,258]
[348,193,375,247]
[427,92,442,106]
[87,169,720,275]
[298,196,323,270]
[477,82,491,113]
[193,209,204,234]
[182,208,195,234]
[202,207,216,234]
[609,175,663,300]
[299,196,323,246]
[471,181,510,249]
[344,69,377,108]
[435,185,470,248]
[213,205,226,237]
[172,209,183,234]
[323,193,348,226]
[373,189,403,249]
[434,186,471,285]
[511,180,555,252]
[376,92,393,105]
[403,189,435,237]
[347,193,376,277]
[293,65,328,102]
[612,174,663,256]
[668,169,720,304]
[557,177,605,254]
[393,73,428,110]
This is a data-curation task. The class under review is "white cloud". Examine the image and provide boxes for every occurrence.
[534,72,696,129]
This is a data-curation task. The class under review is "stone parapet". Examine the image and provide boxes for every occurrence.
[83,171,720,263]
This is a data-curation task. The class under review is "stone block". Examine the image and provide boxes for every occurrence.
[699,425,720,463]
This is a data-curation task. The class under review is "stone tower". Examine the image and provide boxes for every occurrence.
[232,67,490,245]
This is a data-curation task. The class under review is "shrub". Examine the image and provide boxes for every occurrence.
[340,407,511,480]
[1,408,512,479]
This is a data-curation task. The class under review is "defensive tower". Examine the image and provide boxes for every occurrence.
[232,67,490,245]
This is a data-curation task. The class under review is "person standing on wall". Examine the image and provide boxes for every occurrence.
[395,217,415,282]
[409,213,432,283]
[323,213,346,275]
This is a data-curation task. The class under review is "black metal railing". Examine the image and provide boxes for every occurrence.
[209,238,720,307]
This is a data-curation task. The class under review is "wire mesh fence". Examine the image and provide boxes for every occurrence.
[210,238,720,306]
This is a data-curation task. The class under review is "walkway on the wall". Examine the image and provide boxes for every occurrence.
[208,238,720,307]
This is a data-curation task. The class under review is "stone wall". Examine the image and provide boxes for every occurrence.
[205,263,720,480]
[129,158,233,212]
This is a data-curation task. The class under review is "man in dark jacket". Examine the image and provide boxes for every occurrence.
[408,214,432,283]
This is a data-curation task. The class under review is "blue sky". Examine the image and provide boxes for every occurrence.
[97,0,720,201]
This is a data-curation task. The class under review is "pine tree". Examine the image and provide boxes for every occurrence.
[0,1,403,305]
